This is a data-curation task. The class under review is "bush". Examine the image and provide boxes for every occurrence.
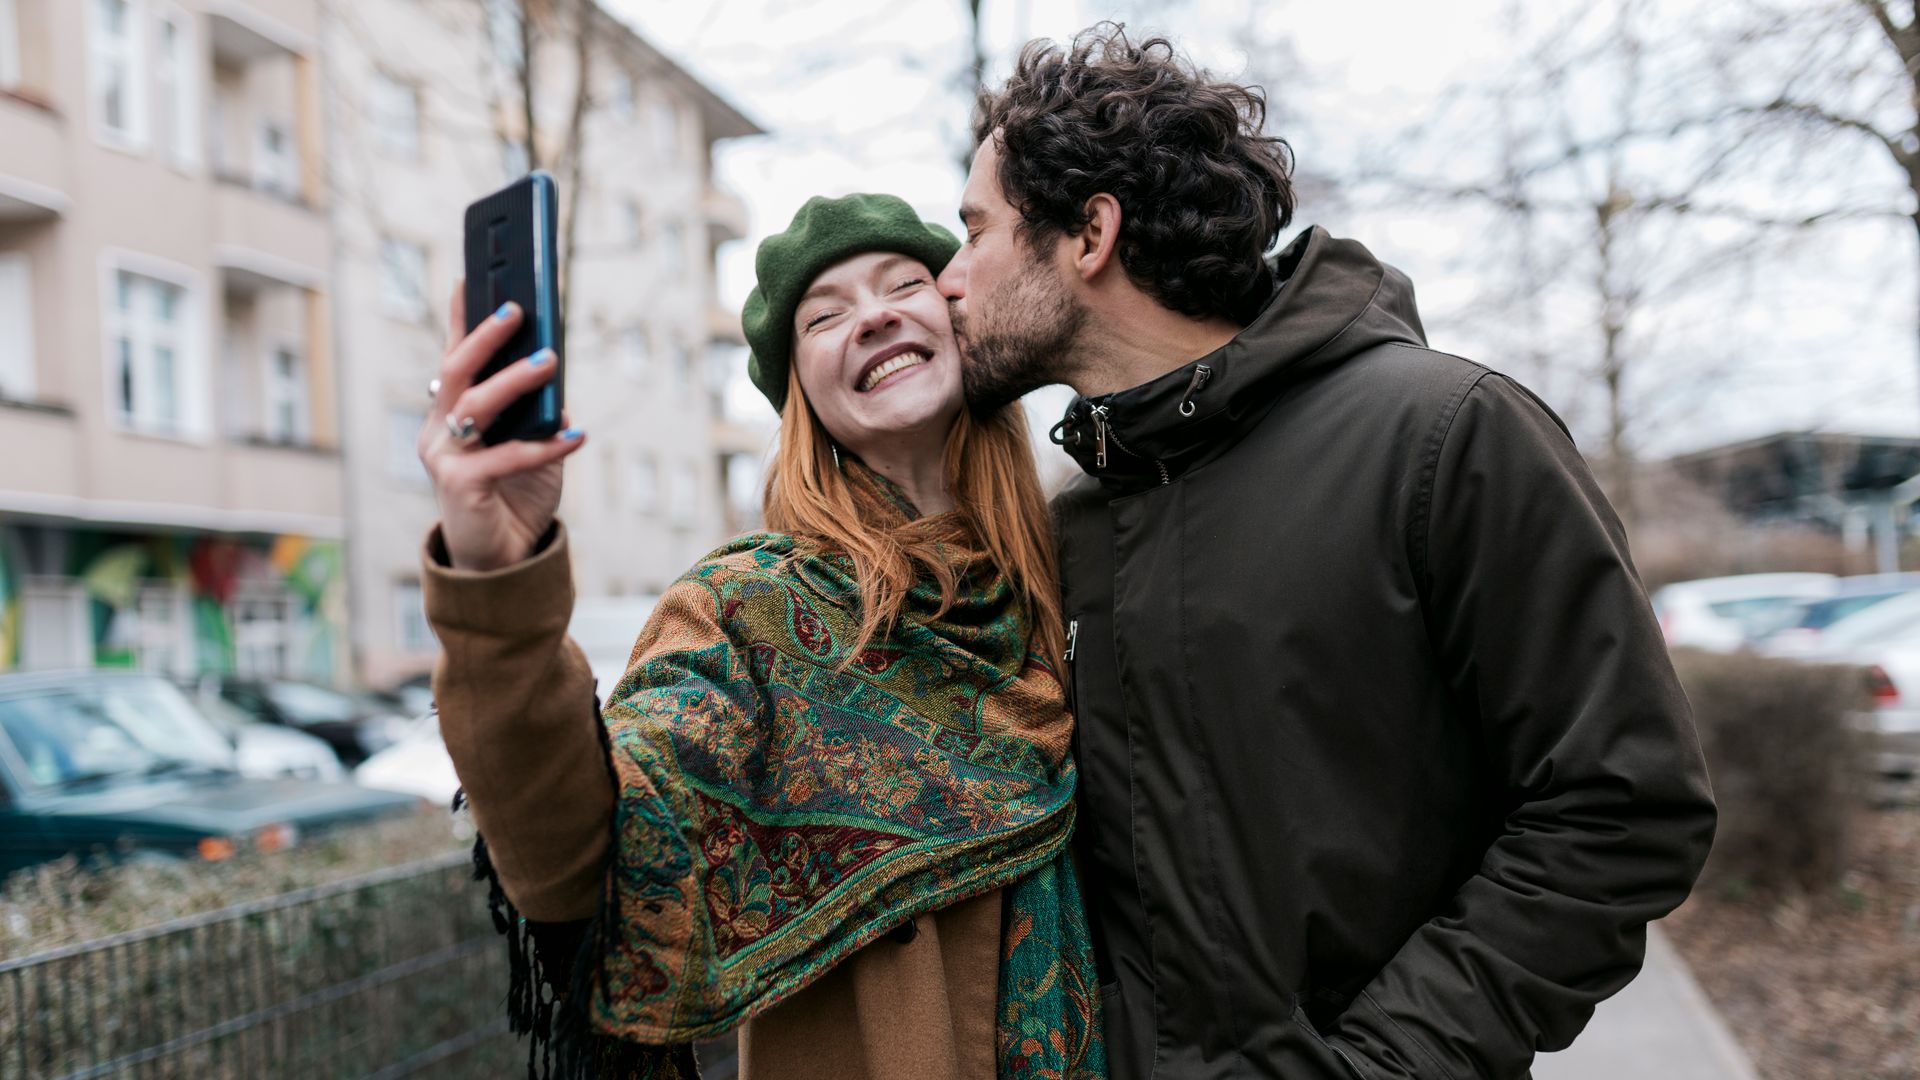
[1671,647,1871,894]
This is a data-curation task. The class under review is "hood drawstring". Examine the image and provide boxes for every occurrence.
[1178,364,1213,418]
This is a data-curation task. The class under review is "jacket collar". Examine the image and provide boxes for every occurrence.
[1055,226,1428,484]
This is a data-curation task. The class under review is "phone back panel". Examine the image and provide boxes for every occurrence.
[462,172,563,444]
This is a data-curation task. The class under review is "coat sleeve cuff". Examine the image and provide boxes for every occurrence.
[421,521,572,639]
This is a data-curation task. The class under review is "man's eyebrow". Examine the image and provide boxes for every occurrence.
[957,203,982,226]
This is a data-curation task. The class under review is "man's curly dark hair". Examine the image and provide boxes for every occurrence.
[974,24,1296,326]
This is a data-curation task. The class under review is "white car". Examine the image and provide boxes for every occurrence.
[353,596,659,805]
[1795,590,1920,774]
[1650,573,1838,652]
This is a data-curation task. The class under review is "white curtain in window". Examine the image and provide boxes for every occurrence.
[89,0,147,146]
[0,253,34,400]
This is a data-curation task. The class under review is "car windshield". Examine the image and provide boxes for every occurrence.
[0,691,169,789]
[1822,592,1920,649]
[96,678,237,767]
[1705,597,1805,638]
[266,682,361,724]
[1797,590,1915,631]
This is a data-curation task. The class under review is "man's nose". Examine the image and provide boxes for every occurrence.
[937,251,968,300]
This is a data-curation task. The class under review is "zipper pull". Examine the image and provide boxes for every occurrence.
[1179,363,1213,417]
[1065,618,1080,662]
[1089,405,1110,468]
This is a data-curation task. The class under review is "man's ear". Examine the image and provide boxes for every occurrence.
[1075,194,1123,282]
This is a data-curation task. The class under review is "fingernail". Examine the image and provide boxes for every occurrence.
[493,302,516,321]
[560,427,584,440]
[528,348,555,367]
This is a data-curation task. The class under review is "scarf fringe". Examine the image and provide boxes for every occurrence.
[453,690,702,1080]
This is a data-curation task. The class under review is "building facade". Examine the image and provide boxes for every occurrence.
[0,0,349,683]
[322,0,758,688]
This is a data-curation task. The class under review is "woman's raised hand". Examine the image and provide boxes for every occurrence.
[419,281,587,572]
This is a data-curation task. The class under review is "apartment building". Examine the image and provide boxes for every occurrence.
[322,0,759,687]
[0,0,349,682]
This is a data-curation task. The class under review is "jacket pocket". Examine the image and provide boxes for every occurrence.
[1292,999,1372,1080]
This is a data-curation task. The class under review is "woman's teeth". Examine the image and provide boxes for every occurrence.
[860,350,930,392]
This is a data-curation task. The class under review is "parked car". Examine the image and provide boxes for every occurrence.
[366,673,434,718]
[0,672,421,879]
[1756,573,1920,657]
[354,597,657,806]
[1650,573,1838,652]
[198,677,418,767]
[1789,594,1920,778]
[187,690,346,782]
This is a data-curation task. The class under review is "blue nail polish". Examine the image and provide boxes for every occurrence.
[494,302,514,320]
[560,427,584,440]
[528,348,554,367]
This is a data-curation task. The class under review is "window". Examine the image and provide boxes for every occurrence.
[668,461,697,525]
[380,238,429,321]
[19,578,90,671]
[0,252,34,400]
[154,8,198,170]
[622,327,649,379]
[621,199,644,245]
[664,340,687,391]
[255,121,296,194]
[132,583,192,675]
[395,580,435,652]
[658,220,685,276]
[90,0,147,148]
[107,267,195,435]
[230,587,293,678]
[0,0,21,91]
[389,406,427,480]
[648,96,680,155]
[263,343,307,443]
[630,453,657,511]
[607,70,634,122]
[369,71,421,158]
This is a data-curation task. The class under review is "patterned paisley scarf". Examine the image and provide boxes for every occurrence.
[475,464,1107,1080]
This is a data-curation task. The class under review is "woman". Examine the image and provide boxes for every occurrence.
[418,194,1105,1080]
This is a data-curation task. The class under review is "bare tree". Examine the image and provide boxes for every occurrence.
[1370,0,1837,528]
[1705,0,1920,419]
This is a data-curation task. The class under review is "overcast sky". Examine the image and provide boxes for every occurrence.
[605,0,1915,461]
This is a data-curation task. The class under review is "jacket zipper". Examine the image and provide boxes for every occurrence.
[1063,617,1080,712]
[1087,403,1172,485]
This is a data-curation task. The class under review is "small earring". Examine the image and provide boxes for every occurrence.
[831,443,842,470]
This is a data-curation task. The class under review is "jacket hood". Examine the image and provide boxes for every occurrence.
[1055,226,1427,482]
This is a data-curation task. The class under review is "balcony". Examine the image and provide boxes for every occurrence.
[0,94,69,222]
[212,179,328,288]
[703,187,748,247]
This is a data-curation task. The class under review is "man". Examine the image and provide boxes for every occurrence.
[937,25,1717,1080]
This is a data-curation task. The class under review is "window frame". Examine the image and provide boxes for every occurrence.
[0,0,22,92]
[262,338,308,444]
[0,251,36,401]
[153,3,199,173]
[98,249,209,441]
[88,0,150,153]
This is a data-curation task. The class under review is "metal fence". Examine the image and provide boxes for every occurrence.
[0,851,740,1079]
[0,851,517,1079]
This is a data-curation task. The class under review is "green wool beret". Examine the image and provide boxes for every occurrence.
[741,193,961,412]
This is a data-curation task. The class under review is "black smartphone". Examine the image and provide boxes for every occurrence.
[462,170,564,444]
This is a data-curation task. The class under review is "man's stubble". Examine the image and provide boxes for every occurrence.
[953,250,1088,414]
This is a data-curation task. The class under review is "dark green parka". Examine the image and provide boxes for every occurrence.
[1052,226,1716,1080]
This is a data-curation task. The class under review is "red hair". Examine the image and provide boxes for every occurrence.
[761,365,1065,667]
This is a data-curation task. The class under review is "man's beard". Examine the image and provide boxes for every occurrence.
[953,256,1086,414]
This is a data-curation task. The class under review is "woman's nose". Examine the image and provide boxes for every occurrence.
[854,303,901,342]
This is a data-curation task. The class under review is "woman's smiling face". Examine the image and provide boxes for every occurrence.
[791,252,963,460]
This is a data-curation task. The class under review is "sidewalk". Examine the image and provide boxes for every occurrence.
[1533,923,1760,1080]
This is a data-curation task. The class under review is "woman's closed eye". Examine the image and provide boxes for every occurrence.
[803,308,840,331]
[891,277,927,293]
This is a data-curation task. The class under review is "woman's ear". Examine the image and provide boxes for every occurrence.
[1076,194,1123,281]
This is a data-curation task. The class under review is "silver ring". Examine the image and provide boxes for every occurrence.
[427,378,442,400]
[445,414,479,445]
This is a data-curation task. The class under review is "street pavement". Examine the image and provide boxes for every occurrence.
[1533,923,1760,1080]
